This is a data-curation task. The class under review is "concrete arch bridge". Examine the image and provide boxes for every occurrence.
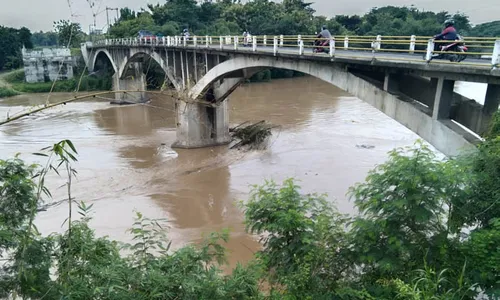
[81,35,500,156]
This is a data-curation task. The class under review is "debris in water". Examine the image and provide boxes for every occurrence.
[230,121,277,150]
[356,144,375,149]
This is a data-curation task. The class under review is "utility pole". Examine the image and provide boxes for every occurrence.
[106,7,119,29]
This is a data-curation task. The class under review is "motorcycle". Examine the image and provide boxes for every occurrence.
[426,35,468,62]
[313,39,330,54]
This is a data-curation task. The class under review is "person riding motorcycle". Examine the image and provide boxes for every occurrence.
[315,25,331,51]
[433,19,460,55]
[434,19,457,43]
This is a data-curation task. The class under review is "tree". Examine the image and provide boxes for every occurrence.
[53,20,84,48]
[31,31,58,47]
[244,179,357,298]
[348,143,468,286]
[0,26,33,71]
[18,27,33,49]
[469,21,500,37]
[119,7,137,22]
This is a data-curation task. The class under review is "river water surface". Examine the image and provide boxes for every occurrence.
[0,76,484,267]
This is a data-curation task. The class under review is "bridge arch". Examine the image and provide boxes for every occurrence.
[186,55,472,156]
[90,49,118,74]
[189,56,353,100]
[118,51,181,91]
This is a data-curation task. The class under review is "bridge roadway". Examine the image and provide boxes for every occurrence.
[83,36,500,156]
[88,36,500,83]
[212,44,490,67]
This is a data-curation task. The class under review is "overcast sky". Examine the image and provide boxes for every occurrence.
[0,0,496,32]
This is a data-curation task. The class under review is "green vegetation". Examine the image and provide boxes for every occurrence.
[108,2,475,38]
[1,112,500,298]
[469,21,500,37]
[3,70,112,94]
[0,87,19,98]
[31,31,58,47]
[53,20,85,48]
[0,26,32,71]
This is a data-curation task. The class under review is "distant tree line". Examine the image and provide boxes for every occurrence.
[0,21,84,72]
[0,26,32,71]
[1,2,499,72]
[107,1,498,38]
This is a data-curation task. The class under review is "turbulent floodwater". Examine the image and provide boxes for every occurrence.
[0,77,485,267]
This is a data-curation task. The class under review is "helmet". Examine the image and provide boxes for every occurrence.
[322,25,327,30]
[444,19,454,27]
[183,28,188,32]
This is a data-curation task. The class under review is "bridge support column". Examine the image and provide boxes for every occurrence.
[383,73,399,93]
[432,78,455,120]
[172,99,230,148]
[481,84,500,133]
[113,62,147,103]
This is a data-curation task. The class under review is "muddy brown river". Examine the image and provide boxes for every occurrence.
[0,76,484,268]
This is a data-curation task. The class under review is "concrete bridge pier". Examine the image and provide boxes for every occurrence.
[173,98,230,148]
[482,84,500,132]
[113,62,147,103]
[432,78,455,120]
[172,68,261,148]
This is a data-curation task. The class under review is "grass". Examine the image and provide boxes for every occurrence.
[4,70,112,93]
[0,87,20,98]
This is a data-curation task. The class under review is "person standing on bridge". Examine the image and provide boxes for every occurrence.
[182,28,190,41]
[243,30,250,47]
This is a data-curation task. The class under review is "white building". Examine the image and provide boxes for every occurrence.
[22,47,74,83]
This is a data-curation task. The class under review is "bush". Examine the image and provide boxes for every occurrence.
[4,69,25,83]
[0,87,19,98]
[9,76,112,93]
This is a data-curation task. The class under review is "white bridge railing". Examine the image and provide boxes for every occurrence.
[88,35,500,69]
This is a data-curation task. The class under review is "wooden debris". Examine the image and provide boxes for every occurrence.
[230,120,277,150]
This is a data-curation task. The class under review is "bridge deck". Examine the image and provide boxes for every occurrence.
[88,40,500,83]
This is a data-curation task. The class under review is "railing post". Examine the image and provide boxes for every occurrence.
[209,36,213,44]
[183,36,187,47]
[280,34,284,47]
[220,36,223,49]
[298,34,302,46]
[234,36,239,50]
[492,40,500,69]
[409,35,416,54]
[375,35,382,51]
[193,36,197,47]
[252,36,257,52]
[273,36,278,56]
[205,35,209,48]
[425,39,434,62]
[344,36,349,49]
[330,38,335,57]
[299,40,304,55]
[263,35,267,46]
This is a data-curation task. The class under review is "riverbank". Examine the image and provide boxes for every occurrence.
[1,70,112,95]
[0,67,304,99]
[0,71,20,98]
